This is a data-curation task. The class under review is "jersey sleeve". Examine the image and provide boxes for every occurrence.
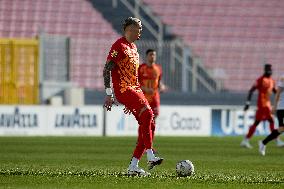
[106,41,124,64]
[277,76,284,88]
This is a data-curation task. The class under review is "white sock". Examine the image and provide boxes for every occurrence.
[146,149,155,161]
[130,157,139,167]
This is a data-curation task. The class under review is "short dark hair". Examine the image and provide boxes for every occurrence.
[146,49,156,55]
[123,17,141,31]
[264,64,272,70]
[264,64,272,68]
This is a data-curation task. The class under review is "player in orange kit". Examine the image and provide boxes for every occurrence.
[103,17,163,176]
[138,49,165,119]
[138,49,166,155]
[240,64,284,148]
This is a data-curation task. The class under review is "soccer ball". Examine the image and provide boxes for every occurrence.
[176,160,195,177]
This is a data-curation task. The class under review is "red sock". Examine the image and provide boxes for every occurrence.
[151,120,155,142]
[246,124,257,139]
[133,125,145,159]
[138,108,154,149]
[151,120,156,153]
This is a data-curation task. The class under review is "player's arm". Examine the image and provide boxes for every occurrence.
[103,60,116,111]
[244,85,257,111]
[273,81,277,94]
[157,65,166,93]
[141,85,148,92]
[158,80,167,93]
[273,88,277,94]
[141,85,154,94]
[103,60,115,88]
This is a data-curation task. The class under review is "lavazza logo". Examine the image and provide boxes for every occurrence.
[0,107,38,128]
[170,112,201,130]
[55,108,97,128]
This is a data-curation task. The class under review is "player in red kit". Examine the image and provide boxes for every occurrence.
[103,17,163,176]
[240,64,284,148]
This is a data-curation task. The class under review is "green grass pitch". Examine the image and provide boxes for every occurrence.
[0,136,283,188]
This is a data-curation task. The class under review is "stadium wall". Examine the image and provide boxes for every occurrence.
[0,105,272,136]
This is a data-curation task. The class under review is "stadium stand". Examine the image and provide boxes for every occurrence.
[89,0,220,94]
[142,0,284,91]
[89,0,161,40]
[1,0,283,100]
[0,0,119,89]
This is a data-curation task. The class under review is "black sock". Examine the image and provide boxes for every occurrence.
[263,129,281,145]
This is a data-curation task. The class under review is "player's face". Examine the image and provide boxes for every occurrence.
[147,51,156,64]
[264,67,272,77]
[126,24,142,41]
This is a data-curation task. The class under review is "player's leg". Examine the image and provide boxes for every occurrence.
[117,89,163,172]
[136,93,163,169]
[266,106,276,133]
[116,90,151,176]
[128,125,150,176]
[137,105,154,150]
[258,110,284,155]
[137,105,163,170]
[132,125,145,161]
[246,119,261,139]
[241,108,266,148]
[241,119,260,148]
[151,119,156,152]
[128,105,155,173]
[149,97,160,152]
[145,95,163,157]
[268,118,275,131]
[267,117,284,147]
[131,103,155,160]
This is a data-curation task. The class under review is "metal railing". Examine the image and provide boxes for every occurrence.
[39,33,73,103]
[39,33,70,82]
[137,39,221,93]
[118,0,163,45]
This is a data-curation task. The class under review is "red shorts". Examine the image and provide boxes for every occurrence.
[114,88,150,118]
[255,107,273,121]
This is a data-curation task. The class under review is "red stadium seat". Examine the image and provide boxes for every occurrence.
[142,0,284,91]
[0,0,120,90]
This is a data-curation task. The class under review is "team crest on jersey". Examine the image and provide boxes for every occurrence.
[111,50,118,58]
